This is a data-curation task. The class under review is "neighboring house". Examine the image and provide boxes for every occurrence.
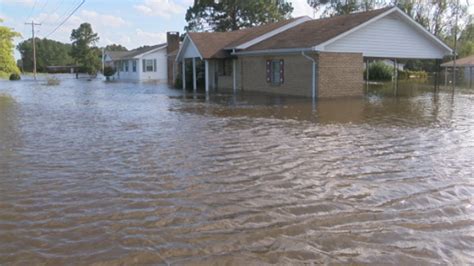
[176,7,452,98]
[105,32,180,84]
[441,55,474,87]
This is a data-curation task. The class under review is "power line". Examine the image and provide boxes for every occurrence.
[44,0,85,38]
[40,0,66,24]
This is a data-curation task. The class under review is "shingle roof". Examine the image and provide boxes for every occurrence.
[187,17,301,59]
[186,7,393,58]
[246,7,392,51]
[106,43,167,60]
[441,55,474,67]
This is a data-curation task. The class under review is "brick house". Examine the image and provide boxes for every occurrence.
[176,7,452,99]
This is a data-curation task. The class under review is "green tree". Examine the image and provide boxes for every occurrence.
[0,18,21,78]
[104,44,128,51]
[70,23,100,74]
[185,0,293,32]
[17,38,74,72]
[307,0,380,16]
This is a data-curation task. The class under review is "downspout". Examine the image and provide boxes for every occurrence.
[302,51,317,100]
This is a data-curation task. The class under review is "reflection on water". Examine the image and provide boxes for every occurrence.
[1,78,473,265]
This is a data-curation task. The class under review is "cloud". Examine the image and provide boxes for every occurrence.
[134,0,186,19]
[80,10,127,27]
[289,0,315,18]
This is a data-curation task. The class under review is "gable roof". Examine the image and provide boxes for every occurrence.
[186,17,303,59]
[245,7,391,51]
[106,43,167,60]
[441,55,474,67]
[180,6,452,60]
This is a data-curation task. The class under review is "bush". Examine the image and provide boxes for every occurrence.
[103,66,116,77]
[9,73,21,81]
[364,61,393,81]
[398,70,428,79]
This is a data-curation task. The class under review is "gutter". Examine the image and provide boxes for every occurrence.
[302,51,318,100]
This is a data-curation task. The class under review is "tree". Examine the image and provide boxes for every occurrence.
[0,18,21,77]
[17,38,74,72]
[70,23,100,75]
[104,44,128,51]
[306,0,381,17]
[185,0,294,32]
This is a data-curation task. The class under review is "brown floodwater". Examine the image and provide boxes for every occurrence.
[0,77,473,265]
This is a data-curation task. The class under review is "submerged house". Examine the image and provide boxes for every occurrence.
[176,7,452,98]
[104,32,180,83]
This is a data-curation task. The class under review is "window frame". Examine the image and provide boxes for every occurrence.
[266,59,284,86]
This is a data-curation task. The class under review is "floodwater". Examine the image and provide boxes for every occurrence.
[1,76,473,265]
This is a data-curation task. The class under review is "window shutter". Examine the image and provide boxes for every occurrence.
[154,59,157,72]
[280,59,284,84]
[142,60,146,72]
[266,60,272,83]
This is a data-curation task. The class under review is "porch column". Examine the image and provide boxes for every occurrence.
[205,60,209,93]
[182,59,186,90]
[445,67,448,87]
[366,59,370,91]
[192,58,197,92]
[232,59,237,93]
[470,66,473,88]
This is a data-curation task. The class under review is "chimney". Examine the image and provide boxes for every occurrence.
[167,31,180,85]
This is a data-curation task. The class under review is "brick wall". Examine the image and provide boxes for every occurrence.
[317,52,363,98]
[238,52,363,98]
[240,54,313,97]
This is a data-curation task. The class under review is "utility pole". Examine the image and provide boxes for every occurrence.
[24,21,41,80]
[452,0,459,92]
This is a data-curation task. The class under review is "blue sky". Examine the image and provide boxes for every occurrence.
[0,0,315,59]
[1,0,472,60]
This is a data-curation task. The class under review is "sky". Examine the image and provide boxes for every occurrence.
[0,0,472,60]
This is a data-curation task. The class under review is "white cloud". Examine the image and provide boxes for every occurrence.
[134,0,186,19]
[289,0,316,18]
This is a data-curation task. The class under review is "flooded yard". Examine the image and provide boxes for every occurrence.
[1,77,473,264]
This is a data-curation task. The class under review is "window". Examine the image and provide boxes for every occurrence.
[125,60,129,72]
[119,60,124,72]
[218,59,232,76]
[142,59,157,72]
[266,59,284,85]
[132,60,137,72]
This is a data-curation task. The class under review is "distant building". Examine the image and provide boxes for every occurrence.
[176,7,452,98]
[104,32,180,84]
[441,55,474,87]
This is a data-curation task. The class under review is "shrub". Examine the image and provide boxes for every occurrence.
[103,66,116,77]
[9,73,21,81]
[364,61,393,81]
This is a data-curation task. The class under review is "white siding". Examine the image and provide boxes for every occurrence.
[138,49,167,82]
[182,39,201,59]
[323,13,448,59]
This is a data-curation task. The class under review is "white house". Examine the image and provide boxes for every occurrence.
[104,32,180,84]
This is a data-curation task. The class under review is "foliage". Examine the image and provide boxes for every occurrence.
[307,0,382,16]
[17,38,74,72]
[103,65,116,77]
[0,18,21,77]
[364,61,393,81]
[398,69,427,79]
[185,0,293,32]
[9,73,20,80]
[104,44,128,51]
[70,23,101,75]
